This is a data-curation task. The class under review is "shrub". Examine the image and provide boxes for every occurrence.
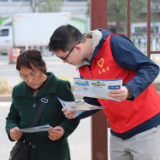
[56,75,79,92]
[0,78,12,94]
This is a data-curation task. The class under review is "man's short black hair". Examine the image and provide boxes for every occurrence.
[49,24,85,52]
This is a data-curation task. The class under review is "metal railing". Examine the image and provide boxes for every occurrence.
[131,35,160,54]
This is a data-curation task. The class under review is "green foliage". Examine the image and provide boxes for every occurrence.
[107,0,146,33]
[0,15,2,26]
[85,0,146,33]
[85,1,90,17]
[108,0,145,21]
[0,78,12,94]
[38,0,63,13]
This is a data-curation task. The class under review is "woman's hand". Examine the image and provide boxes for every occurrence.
[48,126,64,141]
[10,127,23,141]
[62,108,76,119]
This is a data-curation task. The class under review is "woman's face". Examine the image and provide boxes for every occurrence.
[20,65,46,89]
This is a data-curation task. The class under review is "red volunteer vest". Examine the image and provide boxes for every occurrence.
[79,33,160,133]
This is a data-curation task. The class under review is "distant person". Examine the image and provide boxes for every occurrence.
[138,36,141,47]
[6,49,79,160]
[49,24,160,160]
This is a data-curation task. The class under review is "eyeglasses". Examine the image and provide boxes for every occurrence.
[59,42,80,61]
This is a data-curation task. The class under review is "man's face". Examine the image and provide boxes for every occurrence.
[55,45,83,66]
[20,65,45,89]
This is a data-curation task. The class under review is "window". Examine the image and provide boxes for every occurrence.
[0,29,9,37]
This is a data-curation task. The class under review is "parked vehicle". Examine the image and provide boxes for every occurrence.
[0,12,71,55]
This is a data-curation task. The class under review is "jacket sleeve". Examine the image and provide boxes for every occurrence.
[5,87,20,141]
[110,35,159,100]
[74,97,100,121]
[58,81,80,139]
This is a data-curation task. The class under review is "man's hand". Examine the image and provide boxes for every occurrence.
[10,127,23,141]
[108,86,131,101]
[48,126,64,141]
[62,108,76,119]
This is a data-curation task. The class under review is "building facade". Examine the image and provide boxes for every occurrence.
[0,0,88,21]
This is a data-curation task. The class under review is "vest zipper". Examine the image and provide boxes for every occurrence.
[88,63,92,78]
[90,70,92,77]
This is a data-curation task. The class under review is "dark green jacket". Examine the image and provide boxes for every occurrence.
[6,72,79,160]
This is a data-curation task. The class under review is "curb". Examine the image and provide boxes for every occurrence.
[0,95,11,102]
[0,92,160,102]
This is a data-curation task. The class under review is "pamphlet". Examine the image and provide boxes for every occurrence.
[57,97,105,111]
[14,124,60,133]
[57,97,105,118]
[74,78,123,101]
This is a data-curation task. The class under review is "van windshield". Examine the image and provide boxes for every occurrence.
[0,29,9,36]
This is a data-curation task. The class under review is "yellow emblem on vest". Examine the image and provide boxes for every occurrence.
[106,67,110,71]
[97,58,104,68]
[99,70,101,74]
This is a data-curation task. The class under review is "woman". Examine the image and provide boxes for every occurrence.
[6,49,79,160]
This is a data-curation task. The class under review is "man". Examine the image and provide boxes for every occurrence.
[49,24,160,160]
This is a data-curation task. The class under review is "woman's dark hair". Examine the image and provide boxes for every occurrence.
[16,49,46,73]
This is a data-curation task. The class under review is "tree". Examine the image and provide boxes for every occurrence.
[38,0,63,12]
[85,1,90,17]
[150,0,160,34]
[107,0,146,33]
[30,0,63,13]
[86,0,146,33]
[30,0,39,13]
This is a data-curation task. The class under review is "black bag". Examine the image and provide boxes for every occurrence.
[9,141,30,160]
[9,95,50,160]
